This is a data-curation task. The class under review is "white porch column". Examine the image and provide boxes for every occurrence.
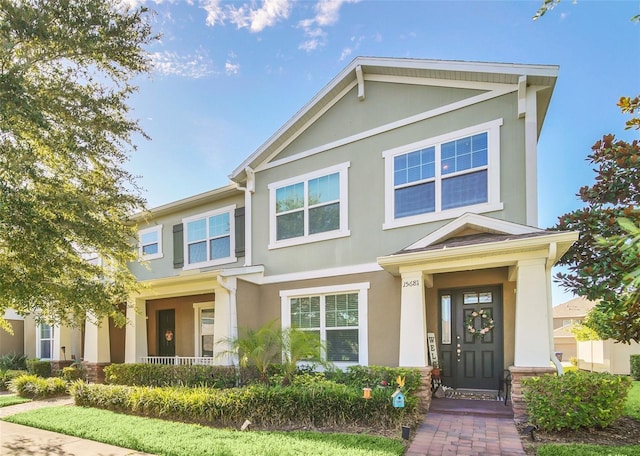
[125,297,148,363]
[213,276,238,366]
[513,258,553,366]
[84,314,111,363]
[398,271,428,367]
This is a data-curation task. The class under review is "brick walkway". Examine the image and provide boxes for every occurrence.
[405,412,526,456]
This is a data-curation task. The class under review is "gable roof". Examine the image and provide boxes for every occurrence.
[377,213,578,275]
[230,56,558,184]
[553,297,596,319]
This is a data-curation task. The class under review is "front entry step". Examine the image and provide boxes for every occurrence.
[429,398,514,418]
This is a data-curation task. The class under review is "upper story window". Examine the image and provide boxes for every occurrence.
[268,162,350,249]
[383,119,503,229]
[183,205,236,269]
[280,282,369,367]
[138,225,163,260]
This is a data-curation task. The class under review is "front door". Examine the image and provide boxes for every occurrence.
[158,309,175,356]
[439,286,503,390]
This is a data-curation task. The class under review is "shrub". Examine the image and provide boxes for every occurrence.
[0,370,25,391]
[569,356,578,367]
[61,367,85,382]
[103,363,237,388]
[26,359,52,378]
[0,353,28,371]
[70,381,419,430]
[10,374,68,398]
[631,355,640,381]
[329,365,423,392]
[522,370,631,431]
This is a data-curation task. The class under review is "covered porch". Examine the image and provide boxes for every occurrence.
[377,213,578,419]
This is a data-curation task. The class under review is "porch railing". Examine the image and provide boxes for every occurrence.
[140,356,216,366]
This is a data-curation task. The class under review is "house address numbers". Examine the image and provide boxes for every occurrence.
[402,279,420,288]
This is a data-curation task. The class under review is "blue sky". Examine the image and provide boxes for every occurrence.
[124,0,639,304]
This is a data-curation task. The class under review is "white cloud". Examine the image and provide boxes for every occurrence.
[297,0,359,52]
[225,62,240,75]
[150,49,217,79]
[339,34,364,61]
[200,0,292,32]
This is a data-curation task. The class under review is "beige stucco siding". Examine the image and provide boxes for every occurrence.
[0,320,24,356]
[235,271,402,367]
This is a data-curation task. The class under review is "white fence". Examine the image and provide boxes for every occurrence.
[577,340,640,375]
[140,356,217,366]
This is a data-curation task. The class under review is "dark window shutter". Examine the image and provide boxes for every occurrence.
[235,207,245,258]
[173,223,184,268]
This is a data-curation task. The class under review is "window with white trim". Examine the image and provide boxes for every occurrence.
[281,282,368,366]
[183,205,236,269]
[383,120,503,229]
[37,323,54,360]
[193,302,214,357]
[269,163,350,249]
[138,225,163,260]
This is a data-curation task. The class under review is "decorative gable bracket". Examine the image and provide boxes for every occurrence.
[356,65,365,101]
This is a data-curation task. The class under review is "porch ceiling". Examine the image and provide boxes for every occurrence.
[377,230,578,276]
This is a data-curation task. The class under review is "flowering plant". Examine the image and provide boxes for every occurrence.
[465,309,495,338]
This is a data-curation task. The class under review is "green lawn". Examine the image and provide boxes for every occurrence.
[536,380,640,455]
[4,406,405,456]
[624,381,640,420]
[0,394,30,408]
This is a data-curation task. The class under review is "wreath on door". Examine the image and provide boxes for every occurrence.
[465,309,495,338]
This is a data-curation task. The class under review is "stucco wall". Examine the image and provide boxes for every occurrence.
[0,320,24,356]
[236,271,402,367]
[577,340,640,375]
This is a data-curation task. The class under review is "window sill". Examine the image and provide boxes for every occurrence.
[183,256,238,271]
[383,202,504,230]
[268,229,351,250]
[141,253,164,261]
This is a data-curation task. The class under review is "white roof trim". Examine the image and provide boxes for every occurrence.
[406,213,543,250]
[230,56,559,181]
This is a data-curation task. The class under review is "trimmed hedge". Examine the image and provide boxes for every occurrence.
[522,370,631,431]
[631,354,640,381]
[70,381,419,429]
[26,359,52,378]
[104,363,238,388]
[10,374,68,399]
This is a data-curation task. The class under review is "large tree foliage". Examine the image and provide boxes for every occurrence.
[0,0,156,331]
[554,120,640,343]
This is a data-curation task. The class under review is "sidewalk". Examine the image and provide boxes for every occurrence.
[0,394,527,456]
[0,396,153,456]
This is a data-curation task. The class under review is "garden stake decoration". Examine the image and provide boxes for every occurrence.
[362,387,372,399]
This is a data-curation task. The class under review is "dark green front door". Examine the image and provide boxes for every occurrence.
[158,309,175,357]
[439,286,503,390]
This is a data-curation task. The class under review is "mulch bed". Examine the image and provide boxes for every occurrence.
[517,416,640,454]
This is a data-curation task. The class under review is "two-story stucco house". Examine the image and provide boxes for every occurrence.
[21,57,578,410]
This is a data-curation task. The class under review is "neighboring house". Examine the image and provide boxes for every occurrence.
[0,309,25,357]
[552,296,596,361]
[20,57,578,414]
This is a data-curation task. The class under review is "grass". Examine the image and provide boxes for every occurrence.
[536,444,640,456]
[3,406,406,456]
[624,381,640,420]
[0,394,31,407]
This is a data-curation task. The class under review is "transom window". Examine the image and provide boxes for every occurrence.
[269,163,350,249]
[138,225,163,260]
[183,206,236,269]
[383,120,503,229]
[281,282,369,366]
